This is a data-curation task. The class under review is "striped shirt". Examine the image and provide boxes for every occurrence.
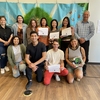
[75,21,95,41]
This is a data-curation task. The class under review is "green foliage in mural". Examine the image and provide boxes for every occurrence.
[24,7,52,27]
[78,3,89,12]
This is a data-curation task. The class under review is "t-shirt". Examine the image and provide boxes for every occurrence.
[0,25,12,41]
[46,49,64,65]
[12,45,22,62]
[26,42,46,66]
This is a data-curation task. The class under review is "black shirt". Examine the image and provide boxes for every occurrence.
[0,25,12,41]
[26,42,46,65]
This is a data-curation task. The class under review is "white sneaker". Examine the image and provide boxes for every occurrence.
[1,68,5,74]
[55,74,60,81]
[76,78,80,82]
[4,66,10,72]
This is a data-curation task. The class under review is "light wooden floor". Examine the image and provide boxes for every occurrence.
[0,64,100,100]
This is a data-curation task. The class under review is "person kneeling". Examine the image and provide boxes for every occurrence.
[44,39,68,85]
[65,37,86,83]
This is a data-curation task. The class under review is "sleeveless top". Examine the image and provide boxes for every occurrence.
[68,46,82,60]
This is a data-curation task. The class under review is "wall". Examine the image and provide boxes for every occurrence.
[0,0,100,63]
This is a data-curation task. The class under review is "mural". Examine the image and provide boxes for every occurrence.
[0,2,88,28]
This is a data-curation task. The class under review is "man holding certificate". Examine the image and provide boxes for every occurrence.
[44,39,68,85]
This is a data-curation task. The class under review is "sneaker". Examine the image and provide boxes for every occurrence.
[26,81,32,90]
[4,66,10,72]
[1,68,5,74]
[76,78,80,82]
[55,74,60,81]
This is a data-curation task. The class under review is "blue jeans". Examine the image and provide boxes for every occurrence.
[0,42,7,68]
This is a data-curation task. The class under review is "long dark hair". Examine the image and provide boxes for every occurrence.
[50,19,58,31]
[40,17,48,27]
[62,16,70,28]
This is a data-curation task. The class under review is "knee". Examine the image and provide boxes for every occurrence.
[67,79,74,84]
[43,79,50,85]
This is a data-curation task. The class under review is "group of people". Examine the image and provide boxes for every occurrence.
[0,10,95,90]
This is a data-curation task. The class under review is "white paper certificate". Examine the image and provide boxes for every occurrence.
[48,64,60,73]
[38,28,48,36]
[61,27,71,36]
[50,32,59,39]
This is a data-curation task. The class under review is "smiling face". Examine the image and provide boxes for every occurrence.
[63,18,68,27]
[30,33,39,43]
[70,39,78,49]
[0,17,6,26]
[52,20,57,29]
[52,41,59,50]
[83,11,90,22]
[13,37,19,46]
[41,19,47,27]
[17,16,23,24]
[31,20,37,28]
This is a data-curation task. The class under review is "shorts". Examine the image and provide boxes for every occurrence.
[66,64,82,73]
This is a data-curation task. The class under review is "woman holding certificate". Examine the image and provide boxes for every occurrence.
[65,37,86,83]
[60,16,74,53]
[37,17,50,51]
[49,19,59,49]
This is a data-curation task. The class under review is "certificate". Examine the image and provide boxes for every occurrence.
[50,32,59,39]
[61,27,71,36]
[48,64,60,73]
[38,28,48,36]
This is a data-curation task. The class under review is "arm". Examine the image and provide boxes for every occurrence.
[65,48,76,68]
[7,46,16,67]
[34,52,46,66]
[80,47,86,63]
[4,34,13,46]
[85,22,95,41]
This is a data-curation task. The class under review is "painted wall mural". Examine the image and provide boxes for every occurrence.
[0,2,88,28]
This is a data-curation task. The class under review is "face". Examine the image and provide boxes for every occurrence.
[83,11,90,21]
[0,17,6,26]
[63,18,68,27]
[70,39,78,48]
[31,20,36,28]
[52,41,59,50]
[13,37,19,45]
[30,33,39,43]
[52,21,57,28]
[41,19,46,26]
[17,16,23,23]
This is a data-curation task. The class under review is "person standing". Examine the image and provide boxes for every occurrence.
[37,17,50,51]
[26,19,37,44]
[25,31,46,90]
[0,16,13,74]
[12,15,27,45]
[75,11,95,76]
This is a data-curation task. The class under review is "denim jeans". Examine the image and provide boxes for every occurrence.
[12,62,26,78]
[0,42,7,68]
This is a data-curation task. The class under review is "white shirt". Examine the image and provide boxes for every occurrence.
[46,49,64,65]
[12,45,22,62]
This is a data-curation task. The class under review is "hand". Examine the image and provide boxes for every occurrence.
[44,65,48,70]
[13,66,18,70]
[60,66,65,71]
[32,66,38,72]
[79,38,85,44]
[4,41,9,46]
[20,61,24,64]
[71,26,74,36]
